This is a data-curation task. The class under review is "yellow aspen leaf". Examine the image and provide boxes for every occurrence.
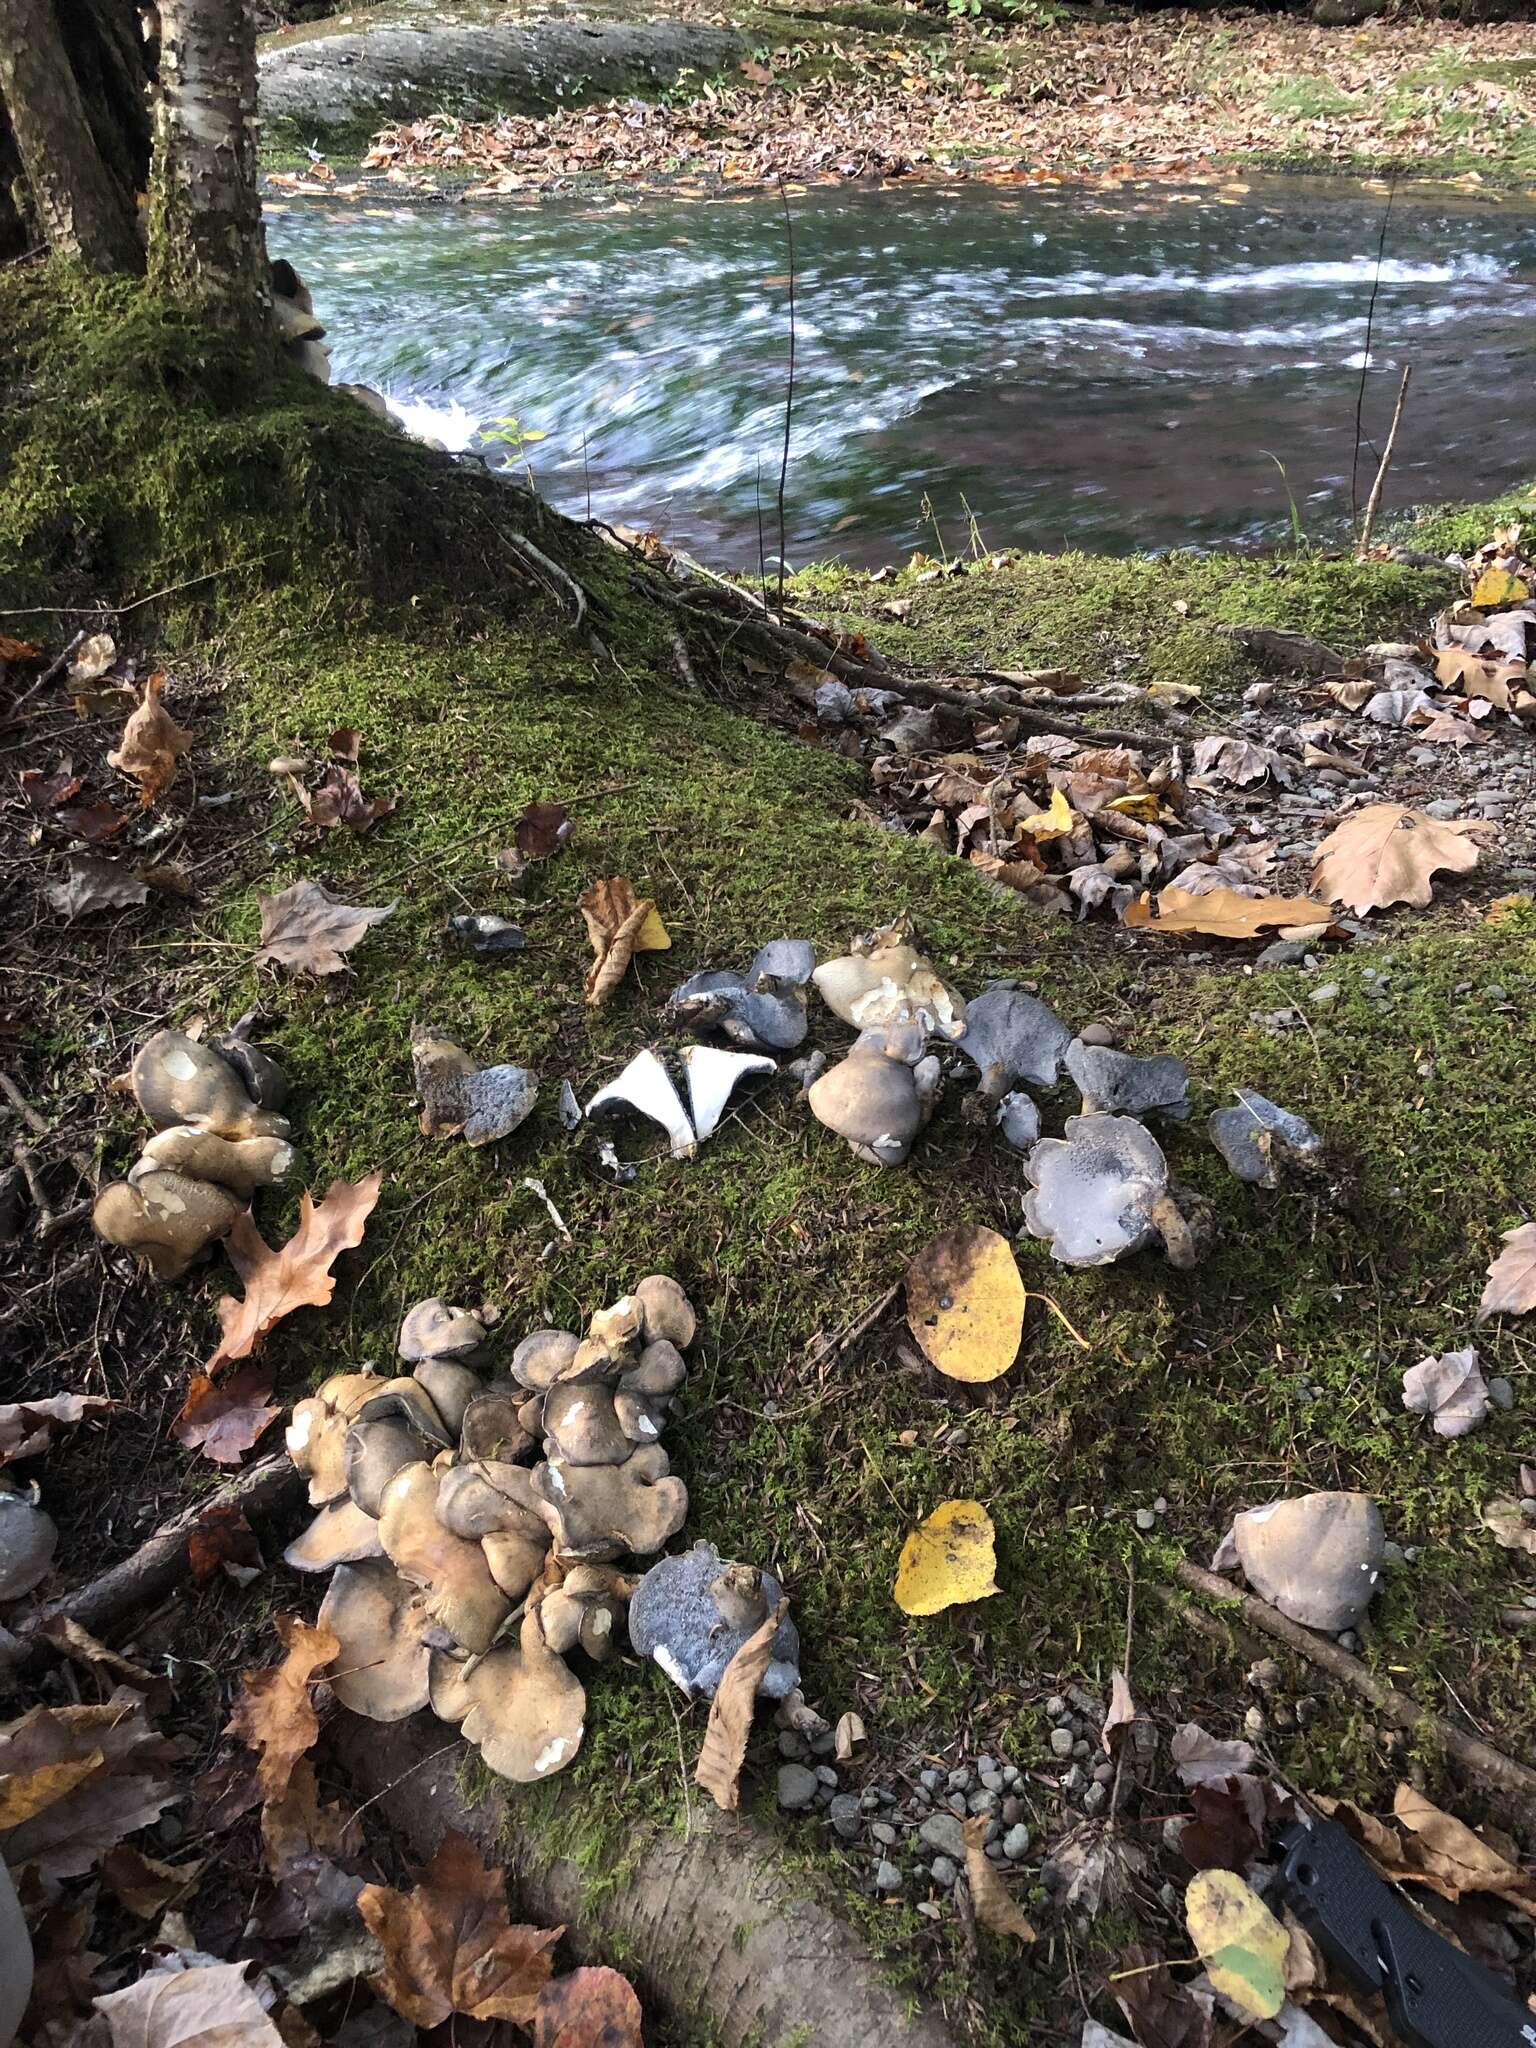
[1470,566,1529,608]
[1185,1870,1288,2021]
[905,1225,1024,1383]
[1105,791,1162,822]
[1017,786,1076,843]
[893,1499,999,1616]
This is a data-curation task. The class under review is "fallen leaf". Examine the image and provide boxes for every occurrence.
[1113,1941,1216,2048]
[290,760,396,833]
[963,1814,1036,1941]
[0,635,39,661]
[695,1600,786,1812]
[225,1615,340,1802]
[35,1618,162,1701]
[44,852,150,918]
[1102,1670,1136,1753]
[1477,1221,1536,1320]
[95,1957,284,2048]
[1017,785,1077,842]
[1401,1346,1490,1437]
[1191,735,1294,788]
[1185,1869,1287,2022]
[358,1829,562,2028]
[740,55,774,81]
[0,1688,178,1879]
[204,1172,382,1374]
[1123,886,1333,939]
[172,1368,280,1467]
[56,798,130,841]
[579,875,670,1007]
[905,1224,1025,1383]
[1310,804,1485,914]
[1480,1498,1536,1558]
[515,799,572,860]
[1392,1784,1536,1913]
[0,1751,105,1828]
[253,879,396,975]
[328,726,361,763]
[107,673,192,806]
[187,1504,263,1585]
[1470,566,1529,607]
[0,1393,117,1467]
[534,1967,644,2048]
[20,766,83,812]
[1170,1723,1257,1786]
[68,632,116,684]
[101,1841,202,1918]
[894,1499,999,1616]
[260,1756,360,1879]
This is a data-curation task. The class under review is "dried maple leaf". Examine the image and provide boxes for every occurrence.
[0,635,39,661]
[358,1829,562,2028]
[203,1172,382,1375]
[172,1368,280,1467]
[101,1841,202,1918]
[225,1615,339,1802]
[1191,735,1294,788]
[0,1393,116,1467]
[695,1600,785,1812]
[1123,886,1332,939]
[56,797,130,841]
[1310,804,1487,915]
[1477,1220,1536,1320]
[289,760,396,834]
[0,1688,179,1879]
[44,853,150,919]
[534,1967,643,2048]
[20,766,83,813]
[579,875,670,1007]
[253,879,396,974]
[107,673,192,806]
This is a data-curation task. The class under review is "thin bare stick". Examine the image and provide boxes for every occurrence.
[1172,1557,1536,1817]
[1358,363,1412,553]
[1350,175,1395,531]
[774,175,796,618]
[0,1069,49,1136]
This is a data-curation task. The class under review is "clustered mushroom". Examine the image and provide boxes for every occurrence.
[92,1023,293,1278]
[282,1276,697,1782]
[664,939,817,1052]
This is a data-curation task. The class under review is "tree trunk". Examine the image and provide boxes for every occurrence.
[0,0,143,270]
[146,0,268,321]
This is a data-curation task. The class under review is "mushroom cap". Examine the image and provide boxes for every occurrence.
[628,1540,799,1699]
[612,1390,666,1446]
[397,1297,491,1368]
[531,1444,688,1562]
[536,1565,634,1662]
[134,1127,295,1198]
[995,1092,1042,1152]
[0,1488,58,1602]
[285,1371,380,1506]
[586,1295,644,1360]
[376,1462,511,1654]
[540,1381,633,1466]
[623,1336,688,1401]
[748,938,816,988]
[812,919,964,1039]
[1065,1039,1191,1121]
[460,1607,586,1783]
[411,1029,477,1138]
[435,1459,545,1542]
[460,1062,539,1148]
[427,1648,476,1725]
[807,1041,923,1167]
[345,1413,439,1518]
[92,1171,244,1281]
[1208,1089,1322,1188]
[482,1526,550,1601]
[210,1027,289,1112]
[510,1329,581,1392]
[411,1358,483,1440]
[317,1559,433,1721]
[955,987,1073,1097]
[1231,1492,1384,1633]
[666,954,810,1051]
[130,1030,289,1140]
[284,1498,386,1572]
[1023,1114,1169,1266]
[586,1048,696,1159]
[634,1277,696,1352]
[356,1378,454,1448]
[678,1045,776,1142]
[460,1387,535,1463]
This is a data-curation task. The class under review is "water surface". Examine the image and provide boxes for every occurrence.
[269,176,1536,566]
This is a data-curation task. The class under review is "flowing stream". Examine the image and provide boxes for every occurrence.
[268,174,1536,567]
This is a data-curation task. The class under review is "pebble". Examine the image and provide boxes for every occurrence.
[1337,1630,1360,1654]
[1092,1761,1115,1785]
[919,1813,966,1860]
[945,1793,968,1819]
[815,1765,839,1787]
[919,1767,943,1793]
[915,1899,942,1921]
[778,1764,819,1811]
[1001,1796,1024,1825]
[1135,1507,1157,1532]
[1424,798,1462,819]
[1062,1765,1088,1797]
[1002,1823,1031,1860]
[1049,1727,1074,1758]
[871,1821,898,1846]
[860,1789,881,1812]
[810,1729,837,1757]
[828,1794,862,1840]
[1045,1694,1067,1720]
[986,1841,1005,1861]
[1486,984,1509,1004]
[947,1766,972,1792]
[1072,1740,1091,1760]
[1309,982,1340,1006]
[873,1860,902,1893]
[976,1755,996,1775]
[777,1731,810,1761]
[1489,1376,1515,1411]
[1083,1782,1108,1816]
[930,1856,959,1888]
[1002,1765,1020,1787]
[1244,1706,1266,1737]
[979,1768,1004,1793]
[968,1789,999,1817]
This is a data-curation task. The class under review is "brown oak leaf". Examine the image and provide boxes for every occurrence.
[1123,886,1332,939]
[0,1688,179,1879]
[1310,803,1488,914]
[107,673,192,806]
[963,1814,1037,1942]
[253,879,396,974]
[0,1393,117,1467]
[203,1171,382,1375]
[579,876,670,1007]
[358,1829,562,2028]
[695,1600,785,1812]
[225,1615,339,1802]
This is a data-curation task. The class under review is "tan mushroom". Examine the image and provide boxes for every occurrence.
[586,1295,643,1360]
[807,1024,942,1168]
[812,916,965,1038]
[317,1559,433,1720]
[92,1170,244,1281]
[135,1126,295,1197]
[532,1443,688,1562]
[510,1328,580,1391]
[397,1296,490,1368]
[284,1498,386,1573]
[536,1565,634,1663]
[459,1605,586,1782]
[285,1370,379,1507]
[634,1275,696,1350]
[376,1462,510,1653]
[427,1647,476,1725]
[435,1459,544,1542]
[482,1526,550,1602]
[411,1358,483,1439]
[460,1386,535,1464]
[346,1411,439,1519]
[540,1381,634,1466]
[130,1029,290,1139]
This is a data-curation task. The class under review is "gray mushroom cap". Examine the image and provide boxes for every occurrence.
[1208,1089,1322,1187]
[665,939,816,1052]
[1065,1039,1191,1120]
[411,1359,483,1440]
[541,1381,635,1466]
[628,1540,800,1699]
[807,1029,941,1167]
[510,1329,580,1391]
[460,1386,535,1463]
[211,1020,289,1111]
[1227,1491,1384,1633]
[345,1411,440,1517]
[955,987,1073,1098]
[1023,1114,1169,1266]
[397,1297,491,1368]
[0,1488,57,1602]
[995,1092,1041,1152]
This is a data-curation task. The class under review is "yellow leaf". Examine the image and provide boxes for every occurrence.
[894,1499,999,1616]
[1017,786,1076,843]
[1105,791,1162,822]
[1471,566,1528,608]
[635,904,671,952]
[1185,1870,1288,2022]
[1123,886,1334,939]
[0,1751,105,1829]
[905,1225,1025,1383]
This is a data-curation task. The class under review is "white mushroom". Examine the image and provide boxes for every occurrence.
[586,1048,696,1159]
[812,915,965,1038]
[1023,1115,1170,1266]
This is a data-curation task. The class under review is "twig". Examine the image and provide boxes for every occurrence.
[347,1739,463,1825]
[12,1142,54,1235]
[523,1175,573,1244]
[1358,363,1412,554]
[0,558,274,620]
[0,1069,49,1136]
[774,175,796,617]
[1350,175,1396,532]
[1108,1556,1136,1824]
[1171,1557,1536,1817]
[669,1687,695,1845]
[5,629,86,720]
[502,529,590,633]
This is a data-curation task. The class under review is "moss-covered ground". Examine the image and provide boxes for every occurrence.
[4,266,1534,2044]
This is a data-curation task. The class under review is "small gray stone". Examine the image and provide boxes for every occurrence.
[979,1769,1004,1793]
[1001,1796,1024,1825]
[947,1766,972,1791]
[915,1898,942,1921]
[1424,799,1462,820]
[1092,1761,1115,1785]
[967,1789,998,1815]
[871,1822,898,1846]
[810,1728,837,1757]
[829,1794,862,1841]
[859,1789,881,1812]
[778,1764,818,1811]
[1049,1727,1074,1758]
[918,1812,966,1860]
[1002,1823,1031,1860]
[1063,1765,1088,1797]
[1083,1782,1108,1815]
[1486,984,1509,1003]
[1002,1765,1020,1787]
[1072,1740,1091,1759]
[1489,1376,1515,1411]
[1135,1508,1157,1532]
[1337,1629,1360,1654]
[919,1767,943,1793]
[1309,982,1340,1006]
[975,1755,996,1776]
[1255,939,1308,968]
[873,1860,902,1893]
[945,1793,968,1818]
[1045,1694,1067,1720]
[777,1731,810,1761]
[985,1840,1005,1860]
[930,1856,959,1888]
[815,1764,839,1788]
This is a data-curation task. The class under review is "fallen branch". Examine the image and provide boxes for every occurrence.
[1358,362,1412,554]
[1172,1558,1536,1818]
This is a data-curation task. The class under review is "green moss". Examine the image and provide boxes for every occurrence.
[6,263,1535,2043]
